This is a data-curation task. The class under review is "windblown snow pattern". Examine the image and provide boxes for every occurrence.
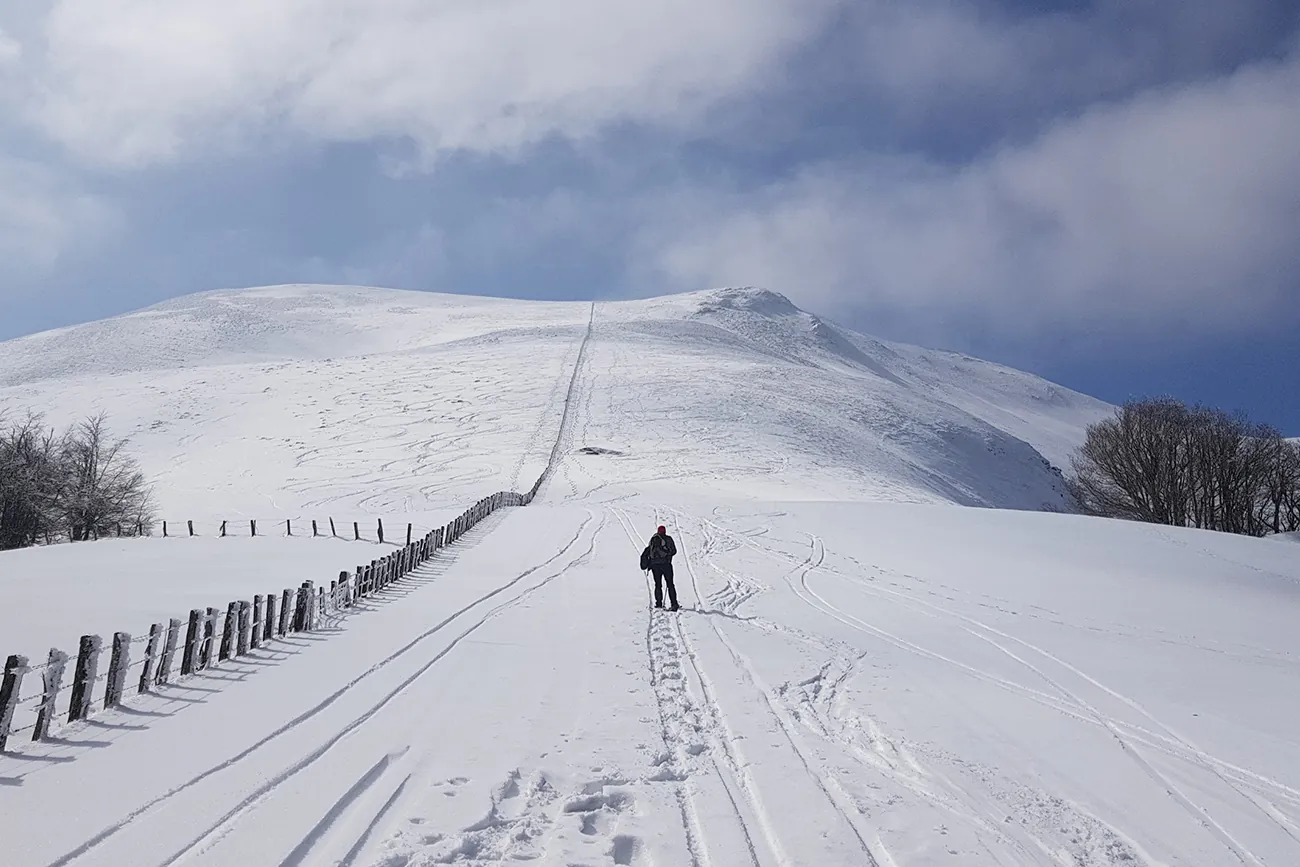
[1,285,1297,867]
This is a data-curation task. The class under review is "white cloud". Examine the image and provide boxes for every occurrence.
[12,0,834,167]
[0,28,20,66]
[0,156,116,288]
[644,49,1300,341]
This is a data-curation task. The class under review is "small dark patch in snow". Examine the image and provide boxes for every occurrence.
[577,446,625,456]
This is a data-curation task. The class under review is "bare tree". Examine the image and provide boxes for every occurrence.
[1274,440,1300,534]
[1071,398,1300,537]
[59,413,155,542]
[0,411,155,548]
[1070,398,1193,524]
[0,414,64,550]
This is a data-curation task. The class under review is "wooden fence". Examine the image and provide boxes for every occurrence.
[0,490,526,751]
[103,516,438,543]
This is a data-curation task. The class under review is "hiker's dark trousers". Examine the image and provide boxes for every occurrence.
[651,563,678,608]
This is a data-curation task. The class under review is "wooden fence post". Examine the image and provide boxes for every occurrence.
[286,519,292,537]
[182,609,202,675]
[0,654,29,751]
[220,603,238,661]
[339,571,350,608]
[377,518,385,545]
[33,649,68,741]
[68,634,103,722]
[354,521,360,541]
[279,589,294,636]
[251,596,264,650]
[158,618,181,684]
[220,520,227,537]
[406,523,412,546]
[251,519,257,537]
[105,632,131,709]
[163,521,168,538]
[329,517,336,537]
[312,520,318,538]
[237,601,251,656]
[201,608,218,669]
[139,623,163,693]
[188,520,195,537]
[265,593,277,642]
[294,581,314,631]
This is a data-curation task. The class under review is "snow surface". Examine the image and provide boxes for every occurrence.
[0,284,1107,522]
[3,285,1296,867]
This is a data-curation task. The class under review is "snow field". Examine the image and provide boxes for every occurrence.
[4,498,1298,866]
[0,294,593,523]
[3,285,1294,866]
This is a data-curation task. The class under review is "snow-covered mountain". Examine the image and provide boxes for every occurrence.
[3,285,1299,867]
[0,284,1108,520]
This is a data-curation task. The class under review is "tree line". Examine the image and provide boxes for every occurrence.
[1069,397,1300,537]
[0,412,155,550]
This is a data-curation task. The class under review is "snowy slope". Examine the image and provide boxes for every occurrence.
[2,500,1298,867]
[0,284,1109,519]
[9,285,1295,867]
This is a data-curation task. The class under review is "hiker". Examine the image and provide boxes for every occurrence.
[640,525,679,611]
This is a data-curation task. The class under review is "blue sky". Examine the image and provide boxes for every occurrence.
[1,1,1298,432]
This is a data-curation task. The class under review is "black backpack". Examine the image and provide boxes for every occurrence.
[639,545,652,571]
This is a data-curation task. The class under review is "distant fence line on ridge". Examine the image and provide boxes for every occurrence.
[83,516,437,544]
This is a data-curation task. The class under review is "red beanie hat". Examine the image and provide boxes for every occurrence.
[657,525,666,533]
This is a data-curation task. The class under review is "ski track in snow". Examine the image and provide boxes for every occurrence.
[680,506,1298,866]
[42,513,600,867]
